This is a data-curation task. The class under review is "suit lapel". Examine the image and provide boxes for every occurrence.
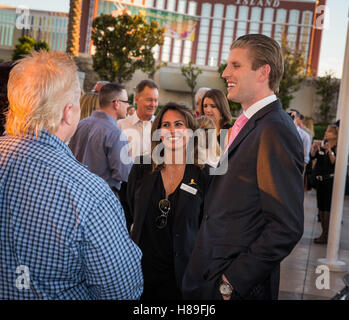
[228,100,282,156]
[228,119,256,154]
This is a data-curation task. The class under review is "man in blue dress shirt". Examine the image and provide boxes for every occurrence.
[69,82,132,199]
[0,51,143,299]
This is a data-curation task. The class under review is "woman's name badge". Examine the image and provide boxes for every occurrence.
[180,183,197,195]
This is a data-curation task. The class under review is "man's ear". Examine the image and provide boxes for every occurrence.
[259,64,271,83]
[113,100,120,112]
[62,103,74,126]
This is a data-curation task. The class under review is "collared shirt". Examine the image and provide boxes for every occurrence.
[117,112,155,161]
[224,95,277,154]
[0,131,143,299]
[297,126,311,164]
[243,94,277,119]
[69,111,132,191]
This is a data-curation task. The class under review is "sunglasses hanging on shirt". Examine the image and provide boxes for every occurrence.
[156,198,170,229]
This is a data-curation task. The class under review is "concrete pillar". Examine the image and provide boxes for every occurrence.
[336,10,349,121]
[317,10,349,272]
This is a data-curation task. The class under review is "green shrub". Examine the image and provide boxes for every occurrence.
[314,124,329,140]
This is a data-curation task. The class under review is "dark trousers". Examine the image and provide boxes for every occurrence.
[141,279,182,301]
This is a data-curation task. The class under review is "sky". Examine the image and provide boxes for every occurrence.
[1,0,349,78]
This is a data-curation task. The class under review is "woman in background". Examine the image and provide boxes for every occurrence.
[201,89,232,150]
[79,92,99,120]
[311,125,338,244]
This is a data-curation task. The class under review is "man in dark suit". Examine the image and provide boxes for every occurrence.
[182,34,304,300]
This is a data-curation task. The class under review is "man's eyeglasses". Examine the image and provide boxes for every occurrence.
[112,99,129,105]
[156,198,170,229]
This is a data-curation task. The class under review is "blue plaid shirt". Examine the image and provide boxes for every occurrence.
[0,131,143,299]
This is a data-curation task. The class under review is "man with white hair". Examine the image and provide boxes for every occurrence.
[0,51,143,300]
[194,87,211,118]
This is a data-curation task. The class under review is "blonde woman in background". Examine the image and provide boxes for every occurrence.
[80,92,99,120]
[80,81,109,120]
[303,116,315,141]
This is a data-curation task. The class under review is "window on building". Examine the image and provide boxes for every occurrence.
[0,11,16,47]
[262,8,274,37]
[221,5,236,62]
[208,3,223,67]
[161,36,171,62]
[145,0,154,7]
[167,0,176,12]
[188,1,197,16]
[300,11,313,63]
[288,9,300,50]
[178,0,186,14]
[249,7,261,34]
[236,5,248,38]
[183,40,192,64]
[196,2,211,65]
[274,8,287,44]
[172,39,182,63]
[156,0,165,10]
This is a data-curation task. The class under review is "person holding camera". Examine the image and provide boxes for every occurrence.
[310,125,338,244]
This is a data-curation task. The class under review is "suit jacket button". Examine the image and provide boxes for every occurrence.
[205,215,209,220]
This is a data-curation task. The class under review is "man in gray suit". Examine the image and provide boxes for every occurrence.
[183,34,304,300]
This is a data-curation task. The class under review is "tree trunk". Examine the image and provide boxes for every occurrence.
[66,0,82,57]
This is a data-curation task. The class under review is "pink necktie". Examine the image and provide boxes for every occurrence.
[226,113,249,150]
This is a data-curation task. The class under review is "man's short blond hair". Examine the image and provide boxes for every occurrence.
[6,50,80,137]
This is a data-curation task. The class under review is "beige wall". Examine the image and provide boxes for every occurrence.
[289,78,339,123]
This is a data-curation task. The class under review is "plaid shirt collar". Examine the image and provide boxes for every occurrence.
[27,130,76,160]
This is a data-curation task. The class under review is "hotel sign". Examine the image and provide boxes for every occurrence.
[234,0,281,7]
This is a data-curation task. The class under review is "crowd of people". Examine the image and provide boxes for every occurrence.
[2,33,322,301]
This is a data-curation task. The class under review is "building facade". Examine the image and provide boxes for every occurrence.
[0,5,68,61]
[80,0,326,75]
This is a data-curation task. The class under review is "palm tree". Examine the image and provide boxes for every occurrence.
[66,0,82,57]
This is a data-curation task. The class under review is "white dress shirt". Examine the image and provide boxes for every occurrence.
[117,112,155,161]
[243,94,277,119]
